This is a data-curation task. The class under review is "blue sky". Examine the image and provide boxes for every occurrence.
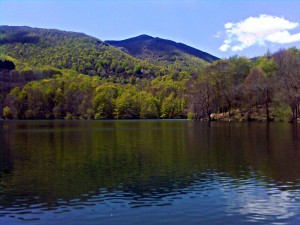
[1,0,300,58]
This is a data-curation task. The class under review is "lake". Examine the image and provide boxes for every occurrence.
[0,120,300,224]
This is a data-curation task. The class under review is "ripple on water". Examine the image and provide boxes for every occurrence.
[1,178,300,225]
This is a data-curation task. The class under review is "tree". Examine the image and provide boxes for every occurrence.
[244,68,268,120]
[114,90,140,119]
[93,84,119,119]
[53,88,65,119]
[161,92,185,119]
[272,48,300,122]
[227,56,252,113]
[205,60,235,116]
[248,56,277,121]
[138,92,160,119]
[188,74,216,120]
[3,106,12,119]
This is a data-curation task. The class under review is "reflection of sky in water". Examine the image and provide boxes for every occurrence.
[1,173,300,224]
[220,176,300,223]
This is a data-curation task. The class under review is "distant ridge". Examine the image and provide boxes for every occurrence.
[106,34,219,64]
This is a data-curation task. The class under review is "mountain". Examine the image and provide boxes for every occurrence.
[1,26,219,81]
[106,35,219,72]
[0,26,163,79]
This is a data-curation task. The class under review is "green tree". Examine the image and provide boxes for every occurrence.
[138,92,159,119]
[161,93,185,119]
[114,90,140,119]
[3,106,12,119]
[93,84,119,119]
[272,48,300,122]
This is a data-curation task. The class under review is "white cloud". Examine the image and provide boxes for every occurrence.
[266,31,300,44]
[219,43,230,51]
[225,23,233,29]
[219,15,300,52]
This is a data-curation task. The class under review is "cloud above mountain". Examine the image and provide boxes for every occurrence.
[219,15,300,52]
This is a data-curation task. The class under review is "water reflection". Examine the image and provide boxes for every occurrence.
[0,121,300,224]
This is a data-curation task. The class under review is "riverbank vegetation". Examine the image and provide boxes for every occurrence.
[189,48,300,122]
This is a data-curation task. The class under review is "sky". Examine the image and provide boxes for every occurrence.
[1,0,300,58]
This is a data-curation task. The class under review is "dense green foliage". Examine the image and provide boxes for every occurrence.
[0,26,165,79]
[1,26,300,122]
[2,71,187,119]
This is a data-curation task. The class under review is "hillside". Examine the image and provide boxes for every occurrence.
[1,26,195,119]
[106,35,219,72]
[0,26,165,80]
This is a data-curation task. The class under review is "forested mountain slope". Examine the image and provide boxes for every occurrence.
[0,26,166,79]
[106,35,219,72]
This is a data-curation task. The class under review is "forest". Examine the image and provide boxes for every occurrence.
[1,26,300,122]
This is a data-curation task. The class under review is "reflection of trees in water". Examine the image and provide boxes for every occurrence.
[0,121,300,211]
[292,123,299,151]
[0,132,13,175]
[242,123,300,183]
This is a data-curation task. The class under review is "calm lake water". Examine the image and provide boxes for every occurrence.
[0,120,300,225]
